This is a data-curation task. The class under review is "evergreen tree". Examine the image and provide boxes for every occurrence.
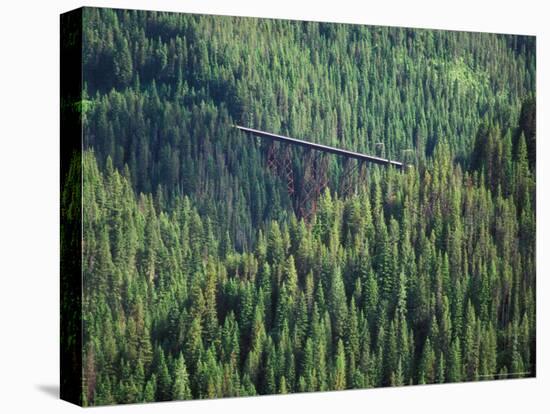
[172,353,192,400]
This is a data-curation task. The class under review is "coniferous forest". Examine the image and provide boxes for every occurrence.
[73,7,535,406]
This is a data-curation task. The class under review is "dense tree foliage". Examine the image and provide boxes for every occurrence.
[79,8,535,406]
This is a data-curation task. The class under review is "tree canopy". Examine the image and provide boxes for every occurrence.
[78,8,536,406]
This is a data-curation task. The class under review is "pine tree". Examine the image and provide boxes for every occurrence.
[330,266,348,342]
[448,338,462,382]
[154,349,172,401]
[333,339,347,390]
[172,353,192,400]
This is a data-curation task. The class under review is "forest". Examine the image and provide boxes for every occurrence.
[77,8,536,406]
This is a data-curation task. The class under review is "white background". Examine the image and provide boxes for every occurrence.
[0,0,548,412]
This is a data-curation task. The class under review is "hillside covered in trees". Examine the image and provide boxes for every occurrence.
[79,8,536,406]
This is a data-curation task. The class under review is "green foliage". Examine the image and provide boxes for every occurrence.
[80,8,536,406]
